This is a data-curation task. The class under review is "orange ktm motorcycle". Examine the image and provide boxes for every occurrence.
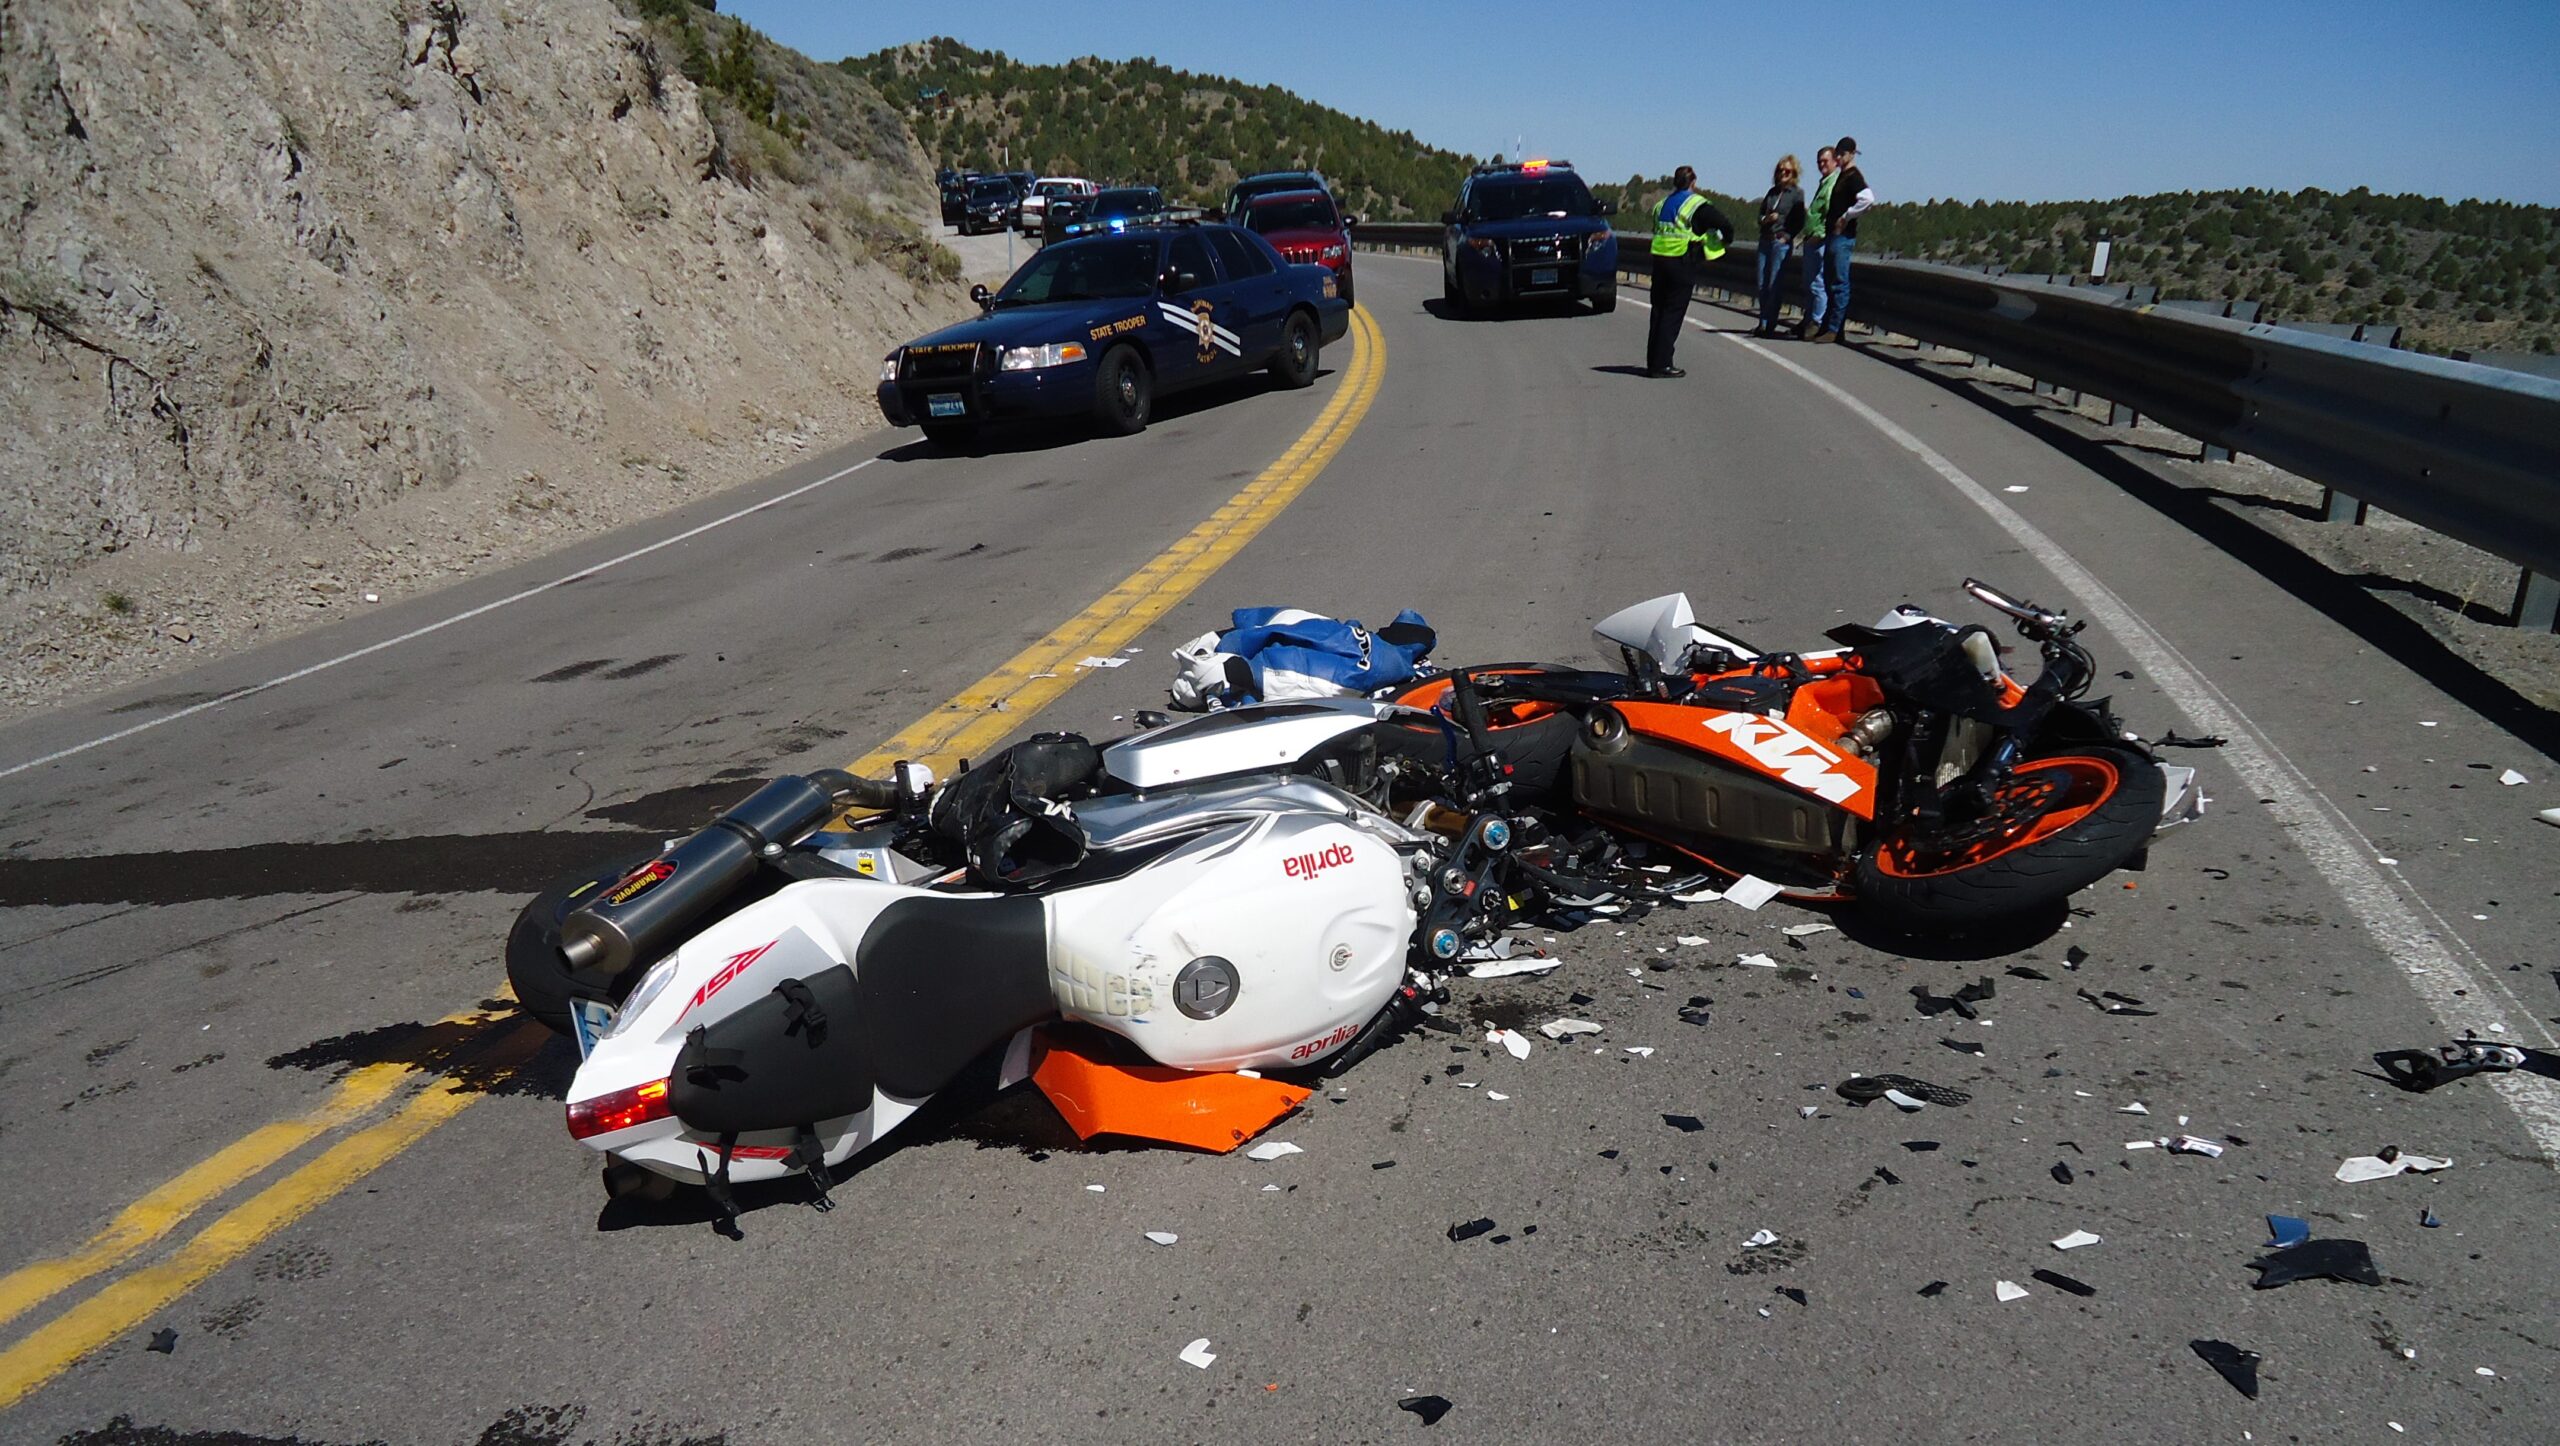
[1384,580,2202,928]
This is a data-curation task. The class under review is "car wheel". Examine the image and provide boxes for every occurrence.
[1093,346,1152,435]
[1441,262,1462,309]
[1337,269,1355,306]
[1268,310,1320,389]
[1591,286,1617,315]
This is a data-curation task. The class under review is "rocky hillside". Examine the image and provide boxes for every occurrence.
[0,0,960,703]
[841,39,1475,221]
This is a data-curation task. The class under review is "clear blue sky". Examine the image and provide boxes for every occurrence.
[723,0,2559,207]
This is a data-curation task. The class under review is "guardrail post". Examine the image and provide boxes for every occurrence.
[2320,487,2369,525]
[2515,569,2560,632]
[2108,401,2139,427]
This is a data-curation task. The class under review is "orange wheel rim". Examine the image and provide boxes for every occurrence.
[1873,754,2120,878]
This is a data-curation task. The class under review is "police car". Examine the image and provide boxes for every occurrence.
[877,218,1352,442]
[1439,160,1619,314]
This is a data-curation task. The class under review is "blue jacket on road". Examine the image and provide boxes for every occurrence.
[878,220,1351,441]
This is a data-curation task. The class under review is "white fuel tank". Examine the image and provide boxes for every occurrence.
[1042,811,1414,1071]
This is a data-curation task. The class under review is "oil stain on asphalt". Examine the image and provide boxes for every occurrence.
[56,1404,725,1445]
[0,830,663,907]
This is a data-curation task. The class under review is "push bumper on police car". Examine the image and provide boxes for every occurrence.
[877,341,1095,428]
[1451,231,1618,307]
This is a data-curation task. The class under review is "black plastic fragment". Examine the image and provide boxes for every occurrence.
[1598,1148,1620,1159]
[1663,1113,1705,1133]
[2420,1208,2441,1229]
[1447,1217,1496,1243]
[1918,1280,1948,1297]
[1901,1140,1941,1152]
[1399,1394,1454,1426]
[146,1328,177,1355]
[1373,1160,1398,1170]
[2190,1339,2261,1399]
[2064,946,2089,968]
[2248,1238,2380,1290]
[2032,1268,2096,1297]
[2006,966,2052,981]
[2079,988,2159,1017]
[1874,1166,1902,1185]
[2158,731,2228,748]
[1940,1037,1986,1056]
[1912,976,1996,1020]
[2051,1161,2075,1185]
[1775,1286,1808,1307]
[1568,991,1595,1006]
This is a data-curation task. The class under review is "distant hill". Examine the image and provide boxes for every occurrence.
[838,39,1477,221]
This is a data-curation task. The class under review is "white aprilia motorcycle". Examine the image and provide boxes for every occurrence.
[514,699,1514,1211]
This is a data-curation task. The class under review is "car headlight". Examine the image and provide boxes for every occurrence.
[880,353,900,383]
[1586,229,1616,255]
[999,342,1089,371]
[1465,236,1499,254]
[1321,243,1347,261]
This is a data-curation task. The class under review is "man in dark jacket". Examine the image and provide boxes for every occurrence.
[1812,137,1874,342]
[1645,166,1735,377]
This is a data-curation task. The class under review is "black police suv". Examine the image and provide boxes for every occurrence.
[1439,160,1619,314]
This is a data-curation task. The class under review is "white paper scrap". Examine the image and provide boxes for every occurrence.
[1781,922,1837,938]
[1996,1280,2029,1303]
[1743,1229,1779,1249]
[1540,1018,1604,1040]
[1179,1338,1217,1369]
[1076,656,1130,669]
[2500,769,2528,786]
[1468,957,1563,979]
[1723,875,1786,910]
[2052,1230,2102,1251]
[1145,1231,1179,1246]
[2336,1151,2452,1182]
[1245,1141,1303,1162]
[1737,952,1779,969]
[1491,1028,1533,1060]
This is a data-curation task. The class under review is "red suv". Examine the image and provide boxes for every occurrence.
[1241,189,1357,304]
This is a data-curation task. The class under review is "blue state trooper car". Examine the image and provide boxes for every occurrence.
[1439,160,1619,315]
[877,218,1352,442]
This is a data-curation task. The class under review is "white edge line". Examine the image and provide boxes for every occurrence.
[0,457,878,783]
[1652,297,2560,1163]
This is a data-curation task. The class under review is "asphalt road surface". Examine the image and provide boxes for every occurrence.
[2,254,2555,1445]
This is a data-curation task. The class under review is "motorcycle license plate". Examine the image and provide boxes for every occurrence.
[568,999,617,1060]
[926,393,967,418]
[1530,267,1559,286]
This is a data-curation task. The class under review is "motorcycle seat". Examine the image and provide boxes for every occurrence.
[854,894,1056,1097]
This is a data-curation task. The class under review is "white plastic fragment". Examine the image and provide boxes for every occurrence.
[2052,1230,2102,1251]
[2167,1135,2226,1158]
[1468,957,1563,979]
[1540,1018,1604,1040]
[1781,922,1837,937]
[2124,1140,2157,1151]
[1995,1280,2029,1302]
[1490,1028,1533,1060]
[2537,807,2560,828]
[1673,888,1724,904]
[2003,485,2030,493]
[2337,1151,2452,1182]
[1245,1141,1303,1162]
[1076,655,1130,669]
[1179,1338,1217,1369]
[1486,1091,1510,1101]
[1800,1105,1821,1118]
[1145,1231,1179,1246]
[1743,1229,1779,1249]
[2117,1102,2150,1115]
[1737,952,1779,969]
[2477,1366,2497,1378]
[1884,1089,1926,1112]
[1261,1183,1281,1192]
[1675,935,1710,948]
[1723,875,1786,910]
[1625,1046,1655,1058]
[2500,768,2528,786]
[1086,1184,1107,1192]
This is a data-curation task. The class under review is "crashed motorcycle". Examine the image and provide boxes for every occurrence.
[1383,579,2201,927]
[506,699,1524,1206]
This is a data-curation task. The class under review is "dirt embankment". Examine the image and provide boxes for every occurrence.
[0,0,970,720]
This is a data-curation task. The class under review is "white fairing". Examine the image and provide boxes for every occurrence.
[565,878,972,1185]
[1593,594,1758,670]
[1045,811,1413,1071]
[1101,699,1386,788]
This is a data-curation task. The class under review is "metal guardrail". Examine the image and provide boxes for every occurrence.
[1350,221,2560,630]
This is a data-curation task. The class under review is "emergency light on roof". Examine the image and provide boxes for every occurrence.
[1521,158,1549,171]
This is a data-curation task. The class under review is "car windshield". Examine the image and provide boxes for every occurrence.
[967,179,1011,200]
[1471,175,1597,221]
[1246,197,1340,233]
[1091,189,1162,217]
[992,238,1159,306]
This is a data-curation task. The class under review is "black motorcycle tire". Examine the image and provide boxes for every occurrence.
[1849,743,2163,927]
[505,853,657,1036]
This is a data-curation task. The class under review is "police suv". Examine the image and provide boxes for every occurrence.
[877,217,1351,443]
[1439,160,1619,315]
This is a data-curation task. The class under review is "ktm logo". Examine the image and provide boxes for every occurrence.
[1699,714,1864,804]
[1283,842,1356,881]
[684,939,777,1016]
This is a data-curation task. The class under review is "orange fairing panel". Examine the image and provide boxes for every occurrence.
[1615,701,1879,820]
[1031,1025,1311,1152]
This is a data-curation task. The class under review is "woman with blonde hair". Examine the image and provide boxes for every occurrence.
[1751,154,1808,338]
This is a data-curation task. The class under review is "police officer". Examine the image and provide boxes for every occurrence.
[1646,166,1734,378]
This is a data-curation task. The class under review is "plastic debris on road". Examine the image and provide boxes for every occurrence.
[1743,1229,1779,1249]
[1245,1141,1303,1162]
[1675,934,1710,947]
[2538,807,2560,828]
[2168,1135,2226,1157]
[146,1328,177,1355]
[2249,1238,2381,1290]
[2336,1149,2451,1182]
[1447,1217,1496,1242]
[2117,1102,2149,1115]
[1625,1046,1655,1057]
[1145,1231,1179,1246]
[2421,1208,2442,1228]
[1077,656,1130,669]
[1399,1395,1454,1426]
[1489,1028,1533,1060]
[2052,1229,2102,1251]
[1995,1280,2029,1303]
[1467,956,1563,979]
[1179,1338,1217,1368]
[1883,1089,1926,1112]
[1723,875,1786,910]
[2500,768,2528,785]
[2031,1269,2096,1297]
[2191,1340,2261,1400]
[1737,952,1778,969]
[1663,1113,1705,1133]
[2264,1215,2310,1248]
[1781,922,1836,937]
[1539,1018,1603,1040]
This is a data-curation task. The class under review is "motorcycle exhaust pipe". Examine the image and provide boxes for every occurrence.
[559,769,894,980]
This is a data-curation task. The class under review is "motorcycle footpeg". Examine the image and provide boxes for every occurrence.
[2375,1040,2528,1092]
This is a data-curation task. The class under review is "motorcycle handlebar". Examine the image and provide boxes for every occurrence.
[1962,577,2080,639]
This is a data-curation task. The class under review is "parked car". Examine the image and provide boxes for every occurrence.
[1020,177,1098,236]
[1439,159,1618,314]
[1058,186,1170,240]
[1238,189,1358,304]
[1223,170,1331,222]
[957,174,1022,236]
[876,219,1350,442]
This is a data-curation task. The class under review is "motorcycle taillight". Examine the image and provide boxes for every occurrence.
[567,1078,671,1140]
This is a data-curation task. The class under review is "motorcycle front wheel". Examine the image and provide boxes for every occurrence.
[1849,744,2163,927]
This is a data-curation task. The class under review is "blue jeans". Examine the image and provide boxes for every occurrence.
[1801,237,1829,334]
[1755,239,1793,330]
[1822,234,1856,333]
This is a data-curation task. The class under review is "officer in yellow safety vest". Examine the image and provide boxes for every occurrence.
[1645,165,1734,377]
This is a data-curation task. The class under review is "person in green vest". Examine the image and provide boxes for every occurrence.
[1796,146,1837,339]
[1645,166,1734,377]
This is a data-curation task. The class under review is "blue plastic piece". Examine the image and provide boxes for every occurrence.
[2265,1214,2310,1248]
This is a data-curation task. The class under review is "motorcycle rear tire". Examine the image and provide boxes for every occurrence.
[1849,744,2163,928]
[505,853,656,1035]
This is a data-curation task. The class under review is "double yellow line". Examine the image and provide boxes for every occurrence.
[0,304,1384,1413]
